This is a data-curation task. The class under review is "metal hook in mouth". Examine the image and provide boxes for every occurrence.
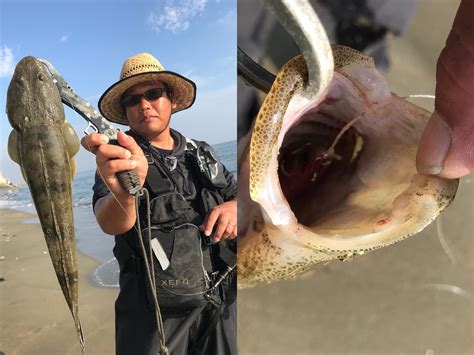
[238,0,334,98]
[264,0,334,97]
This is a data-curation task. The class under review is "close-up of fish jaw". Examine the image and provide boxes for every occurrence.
[275,81,459,253]
[257,91,326,227]
[250,61,381,233]
[240,46,459,288]
[253,64,336,227]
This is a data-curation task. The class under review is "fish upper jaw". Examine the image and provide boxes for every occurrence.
[253,90,328,227]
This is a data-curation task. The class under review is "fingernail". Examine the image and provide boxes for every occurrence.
[417,111,452,175]
[204,230,211,236]
[100,135,109,143]
[125,150,132,159]
[130,160,137,168]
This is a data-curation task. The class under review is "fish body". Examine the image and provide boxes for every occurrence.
[7,56,84,350]
[238,46,458,288]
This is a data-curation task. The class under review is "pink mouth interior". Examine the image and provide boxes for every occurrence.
[277,108,363,226]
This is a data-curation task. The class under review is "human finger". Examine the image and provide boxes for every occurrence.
[416,0,474,179]
[201,206,221,237]
[95,143,133,167]
[220,223,236,241]
[114,132,148,185]
[213,216,232,241]
[116,131,145,157]
[81,133,109,154]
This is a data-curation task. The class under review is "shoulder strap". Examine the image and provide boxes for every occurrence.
[184,137,206,174]
[185,137,199,151]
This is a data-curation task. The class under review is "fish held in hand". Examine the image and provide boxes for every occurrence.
[238,45,458,288]
[6,56,85,351]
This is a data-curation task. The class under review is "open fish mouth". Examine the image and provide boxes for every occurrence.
[277,103,363,218]
[238,46,459,288]
[277,77,457,237]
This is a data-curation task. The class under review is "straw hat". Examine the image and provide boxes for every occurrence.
[98,52,196,125]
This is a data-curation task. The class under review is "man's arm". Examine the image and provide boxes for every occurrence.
[94,193,137,235]
[220,167,238,201]
[83,131,148,235]
[199,163,238,242]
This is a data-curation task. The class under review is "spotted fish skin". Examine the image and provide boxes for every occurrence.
[249,55,307,200]
[7,56,84,351]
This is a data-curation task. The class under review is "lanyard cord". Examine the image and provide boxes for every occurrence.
[135,188,169,355]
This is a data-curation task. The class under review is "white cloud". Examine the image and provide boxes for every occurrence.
[59,35,70,43]
[0,45,15,78]
[215,9,235,25]
[148,0,207,33]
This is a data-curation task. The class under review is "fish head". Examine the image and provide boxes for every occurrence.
[6,56,64,131]
[238,45,458,288]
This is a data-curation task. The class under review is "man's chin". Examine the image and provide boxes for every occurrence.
[133,125,167,140]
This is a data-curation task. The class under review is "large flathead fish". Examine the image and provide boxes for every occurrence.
[7,56,85,351]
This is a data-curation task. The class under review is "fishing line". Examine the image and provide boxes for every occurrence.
[436,218,458,264]
[405,94,435,100]
[325,94,434,161]
[320,112,365,164]
[134,188,168,354]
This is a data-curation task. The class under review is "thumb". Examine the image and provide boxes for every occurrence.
[416,0,474,179]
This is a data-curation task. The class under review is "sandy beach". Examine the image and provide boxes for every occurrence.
[0,208,117,355]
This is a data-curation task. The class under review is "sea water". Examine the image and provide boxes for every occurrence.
[0,140,236,287]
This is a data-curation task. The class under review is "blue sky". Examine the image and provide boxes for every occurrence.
[0,0,236,183]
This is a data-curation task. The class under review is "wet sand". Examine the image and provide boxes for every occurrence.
[238,1,474,354]
[0,208,117,355]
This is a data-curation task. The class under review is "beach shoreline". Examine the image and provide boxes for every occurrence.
[0,208,117,355]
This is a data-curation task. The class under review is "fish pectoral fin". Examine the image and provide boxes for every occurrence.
[7,129,29,182]
[7,129,21,164]
[61,120,80,177]
[61,120,80,158]
[70,158,77,178]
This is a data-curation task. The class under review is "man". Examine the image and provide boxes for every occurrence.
[81,52,237,355]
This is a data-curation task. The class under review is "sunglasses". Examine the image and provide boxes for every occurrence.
[121,87,168,107]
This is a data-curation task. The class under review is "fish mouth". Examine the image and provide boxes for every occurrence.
[271,72,457,244]
[239,46,459,288]
[278,101,364,227]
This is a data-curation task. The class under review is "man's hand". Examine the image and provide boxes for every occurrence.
[81,131,148,197]
[416,0,474,179]
[200,200,237,242]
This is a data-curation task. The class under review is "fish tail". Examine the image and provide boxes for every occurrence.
[75,316,86,353]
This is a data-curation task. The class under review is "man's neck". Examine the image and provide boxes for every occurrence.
[148,129,175,150]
